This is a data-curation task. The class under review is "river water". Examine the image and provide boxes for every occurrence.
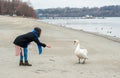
[40,17,120,38]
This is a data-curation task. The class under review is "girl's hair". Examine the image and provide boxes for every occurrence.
[34,27,41,37]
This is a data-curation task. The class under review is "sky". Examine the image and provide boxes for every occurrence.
[22,0,120,9]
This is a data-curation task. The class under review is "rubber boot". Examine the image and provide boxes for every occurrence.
[24,61,32,66]
[19,60,25,66]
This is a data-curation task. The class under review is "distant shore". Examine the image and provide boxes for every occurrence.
[0,16,120,78]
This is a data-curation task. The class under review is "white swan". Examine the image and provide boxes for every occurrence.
[74,40,88,64]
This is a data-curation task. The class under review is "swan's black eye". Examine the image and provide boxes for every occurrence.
[74,41,77,43]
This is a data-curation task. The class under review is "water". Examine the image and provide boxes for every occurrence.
[40,17,120,38]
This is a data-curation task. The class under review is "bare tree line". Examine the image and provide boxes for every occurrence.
[37,5,120,17]
[0,0,38,18]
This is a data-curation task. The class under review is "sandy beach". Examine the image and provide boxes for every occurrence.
[0,15,120,78]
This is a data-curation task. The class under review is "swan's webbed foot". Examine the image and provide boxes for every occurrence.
[82,59,86,64]
[82,61,85,64]
[78,58,80,64]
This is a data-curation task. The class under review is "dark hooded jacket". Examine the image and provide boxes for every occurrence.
[13,32,46,48]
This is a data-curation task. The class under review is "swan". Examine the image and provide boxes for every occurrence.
[74,40,88,64]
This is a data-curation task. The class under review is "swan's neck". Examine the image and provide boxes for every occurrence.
[76,43,80,50]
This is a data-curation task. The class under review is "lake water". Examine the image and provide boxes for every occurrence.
[40,17,120,38]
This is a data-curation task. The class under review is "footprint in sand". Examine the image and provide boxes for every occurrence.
[49,59,55,62]
[34,69,47,74]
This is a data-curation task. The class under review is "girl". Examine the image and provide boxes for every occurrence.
[13,27,51,66]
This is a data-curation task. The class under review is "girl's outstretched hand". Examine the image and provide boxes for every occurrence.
[46,45,51,48]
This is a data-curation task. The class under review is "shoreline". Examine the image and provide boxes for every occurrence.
[39,20,120,43]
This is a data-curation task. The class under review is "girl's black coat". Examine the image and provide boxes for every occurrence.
[13,32,46,48]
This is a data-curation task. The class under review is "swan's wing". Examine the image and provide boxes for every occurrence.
[77,50,88,58]
[81,49,88,54]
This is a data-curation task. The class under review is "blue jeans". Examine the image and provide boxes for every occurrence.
[20,48,28,61]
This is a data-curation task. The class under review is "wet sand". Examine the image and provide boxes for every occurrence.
[0,16,120,78]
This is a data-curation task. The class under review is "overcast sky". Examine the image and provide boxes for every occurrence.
[22,0,120,9]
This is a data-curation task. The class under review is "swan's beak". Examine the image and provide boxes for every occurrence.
[74,41,76,45]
